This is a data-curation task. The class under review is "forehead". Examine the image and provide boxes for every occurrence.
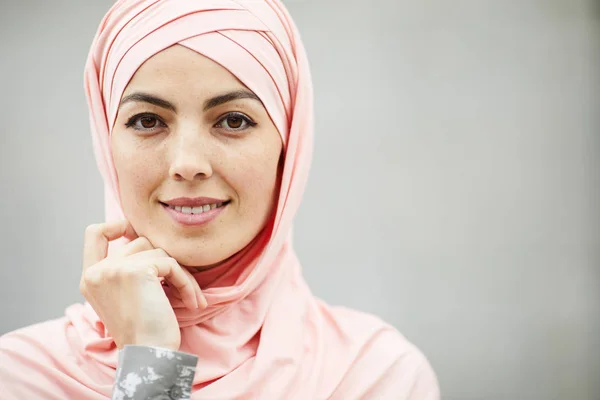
[123,44,246,97]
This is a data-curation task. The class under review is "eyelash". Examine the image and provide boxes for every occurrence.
[124,112,257,133]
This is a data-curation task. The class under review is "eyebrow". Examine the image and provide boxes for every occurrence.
[118,90,261,112]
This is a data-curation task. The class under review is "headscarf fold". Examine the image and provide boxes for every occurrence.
[0,1,439,398]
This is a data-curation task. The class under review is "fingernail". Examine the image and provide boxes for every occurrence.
[198,294,208,309]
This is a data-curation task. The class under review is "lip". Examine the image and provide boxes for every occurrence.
[161,201,228,227]
[162,197,228,207]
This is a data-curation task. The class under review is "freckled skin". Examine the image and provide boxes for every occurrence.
[111,45,283,269]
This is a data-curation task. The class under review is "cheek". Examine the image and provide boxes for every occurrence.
[112,138,163,203]
[236,157,278,201]
[228,138,281,208]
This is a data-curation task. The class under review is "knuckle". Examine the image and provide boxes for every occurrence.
[124,237,152,253]
[165,257,177,267]
[83,262,120,286]
[104,265,122,281]
[133,236,150,245]
[84,223,102,237]
[144,264,158,277]
[128,237,144,246]
[138,237,153,249]
[154,248,168,257]
[82,267,102,287]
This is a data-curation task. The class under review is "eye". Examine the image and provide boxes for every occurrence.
[215,112,257,132]
[124,113,166,132]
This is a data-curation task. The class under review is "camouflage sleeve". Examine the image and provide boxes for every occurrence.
[111,345,198,400]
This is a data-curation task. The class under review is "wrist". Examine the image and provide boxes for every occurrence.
[120,335,180,351]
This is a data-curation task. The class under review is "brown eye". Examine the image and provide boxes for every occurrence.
[216,112,256,132]
[125,113,166,132]
[140,116,158,129]
[226,116,243,129]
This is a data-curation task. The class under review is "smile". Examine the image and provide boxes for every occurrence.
[160,198,230,226]
[166,202,226,215]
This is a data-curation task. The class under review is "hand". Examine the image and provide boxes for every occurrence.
[80,220,206,350]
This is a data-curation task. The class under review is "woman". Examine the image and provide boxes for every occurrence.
[0,0,439,399]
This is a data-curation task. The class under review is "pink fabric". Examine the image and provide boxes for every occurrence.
[0,1,439,399]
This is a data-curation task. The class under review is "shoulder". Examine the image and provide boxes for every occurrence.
[0,304,109,399]
[323,305,440,400]
[1,302,92,357]
[0,316,73,399]
[1,315,70,358]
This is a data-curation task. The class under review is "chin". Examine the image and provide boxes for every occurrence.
[166,247,229,269]
[143,226,260,270]
[138,225,230,268]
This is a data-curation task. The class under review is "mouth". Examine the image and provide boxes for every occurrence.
[160,200,230,215]
[159,197,231,226]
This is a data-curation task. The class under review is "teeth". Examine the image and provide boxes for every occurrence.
[169,203,225,214]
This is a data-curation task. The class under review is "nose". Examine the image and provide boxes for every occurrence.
[168,130,213,181]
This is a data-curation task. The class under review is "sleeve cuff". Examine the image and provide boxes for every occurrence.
[112,345,198,400]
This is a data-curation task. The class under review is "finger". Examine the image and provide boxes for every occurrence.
[127,249,172,290]
[180,265,207,309]
[132,251,206,309]
[168,261,207,310]
[167,295,186,309]
[150,258,204,311]
[83,220,135,270]
[114,237,155,258]
[126,248,169,260]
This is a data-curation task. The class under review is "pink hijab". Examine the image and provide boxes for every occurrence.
[0,1,439,399]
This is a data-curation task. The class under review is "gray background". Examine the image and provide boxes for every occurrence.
[1,1,599,399]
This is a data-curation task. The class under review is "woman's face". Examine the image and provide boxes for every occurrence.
[111,45,283,269]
